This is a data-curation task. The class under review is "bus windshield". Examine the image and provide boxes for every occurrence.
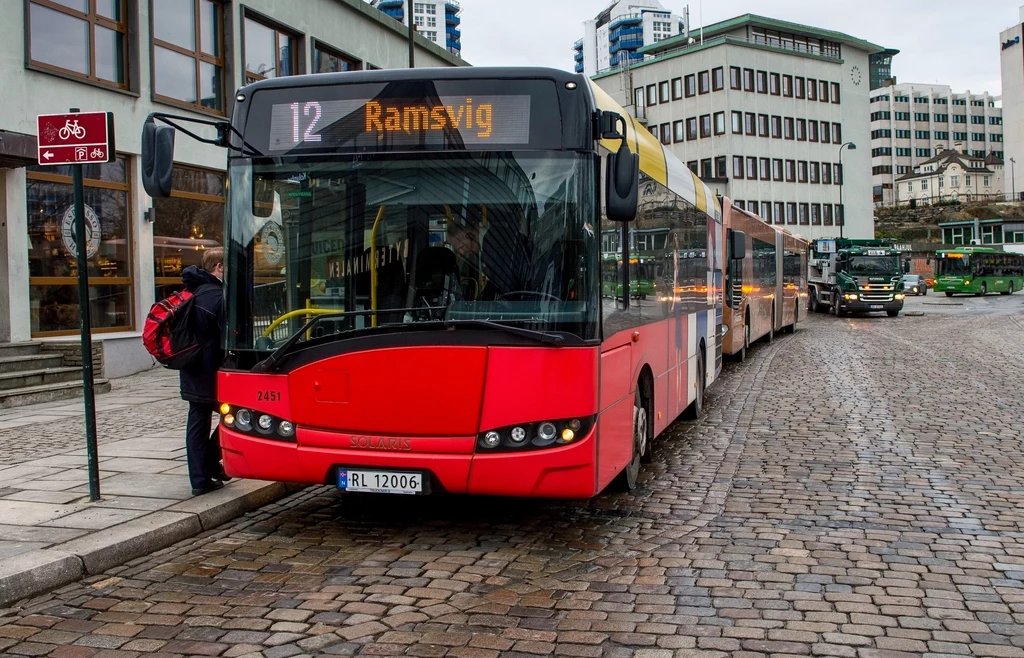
[847,255,899,276]
[937,254,971,276]
[225,151,598,351]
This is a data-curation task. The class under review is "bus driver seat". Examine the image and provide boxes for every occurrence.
[412,246,461,314]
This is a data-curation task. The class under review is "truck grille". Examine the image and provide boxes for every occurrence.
[860,284,895,303]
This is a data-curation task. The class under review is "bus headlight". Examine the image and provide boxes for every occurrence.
[235,409,252,432]
[278,421,295,437]
[222,408,296,443]
[257,414,274,432]
[478,416,596,452]
[482,431,501,448]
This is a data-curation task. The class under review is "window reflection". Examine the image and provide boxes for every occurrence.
[29,0,127,87]
[152,0,224,111]
[244,16,297,82]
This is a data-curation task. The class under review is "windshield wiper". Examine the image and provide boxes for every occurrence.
[252,307,435,373]
[442,319,565,347]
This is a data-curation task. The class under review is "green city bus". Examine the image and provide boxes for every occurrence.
[933,247,1024,296]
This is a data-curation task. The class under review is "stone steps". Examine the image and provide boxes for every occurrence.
[0,342,108,408]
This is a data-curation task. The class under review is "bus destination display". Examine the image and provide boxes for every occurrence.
[268,95,532,152]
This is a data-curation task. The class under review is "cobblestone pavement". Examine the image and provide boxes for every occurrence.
[0,370,183,467]
[3,296,1024,657]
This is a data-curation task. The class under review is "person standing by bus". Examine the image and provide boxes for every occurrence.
[179,248,230,496]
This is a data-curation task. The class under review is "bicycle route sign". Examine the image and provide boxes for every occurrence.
[36,111,115,166]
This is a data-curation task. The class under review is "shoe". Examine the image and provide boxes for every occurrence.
[191,480,225,496]
[214,470,232,483]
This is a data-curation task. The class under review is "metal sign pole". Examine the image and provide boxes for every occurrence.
[69,106,101,501]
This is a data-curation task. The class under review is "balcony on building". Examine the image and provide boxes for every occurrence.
[574,62,584,73]
[574,38,584,51]
[608,14,642,30]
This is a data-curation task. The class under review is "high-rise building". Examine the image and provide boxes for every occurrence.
[592,14,889,240]
[372,0,462,57]
[1000,5,1024,201]
[573,0,686,77]
[870,83,1003,207]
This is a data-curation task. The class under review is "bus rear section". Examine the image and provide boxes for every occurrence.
[217,345,602,498]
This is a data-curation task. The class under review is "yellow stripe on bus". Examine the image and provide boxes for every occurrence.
[588,81,667,186]
[689,170,707,214]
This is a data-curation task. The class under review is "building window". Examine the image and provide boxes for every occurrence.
[785,159,795,182]
[735,201,745,210]
[733,155,744,179]
[818,80,829,102]
[715,156,727,179]
[659,81,670,103]
[783,74,793,97]
[673,120,684,142]
[807,79,817,101]
[831,82,840,104]
[27,0,130,89]
[743,68,754,91]
[811,203,821,225]
[671,77,682,100]
[832,123,842,143]
[798,161,808,183]
[950,175,959,187]
[685,74,696,97]
[660,123,671,145]
[984,176,990,187]
[795,76,805,99]
[798,203,809,225]
[153,165,226,302]
[836,204,844,226]
[152,0,225,112]
[773,202,783,225]
[686,117,697,140]
[834,163,843,185]
[786,202,796,225]
[699,115,711,138]
[822,162,832,185]
[771,115,782,139]
[635,87,645,109]
[698,70,710,94]
[687,160,698,174]
[772,158,783,181]
[821,121,831,144]
[784,117,794,140]
[712,67,724,91]
[809,121,818,142]
[758,114,769,137]
[731,111,742,134]
[700,158,713,179]
[746,157,757,180]
[244,12,299,83]
[823,204,833,225]
[796,119,806,141]
[714,111,725,135]
[646,85,657,106]
[730,66,741,90]
[27,157,134,336]
[770,72,780,95]
[810,162,820,184]
[756,70,767,93]
[745,112,756,135]
[313,41,360,73]
[758,201,769,218]
[759,158,770,180]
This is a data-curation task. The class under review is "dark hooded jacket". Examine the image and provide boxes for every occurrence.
[179,265,223,405]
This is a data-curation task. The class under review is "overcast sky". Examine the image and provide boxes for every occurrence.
[455,0,1017,97]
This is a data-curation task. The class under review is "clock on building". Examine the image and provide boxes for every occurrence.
[850,65,863,86]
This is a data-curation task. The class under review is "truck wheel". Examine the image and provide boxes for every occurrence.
[833,290,845,317]
[887,309,900,317]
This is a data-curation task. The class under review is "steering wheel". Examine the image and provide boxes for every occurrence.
[496,291,562,302]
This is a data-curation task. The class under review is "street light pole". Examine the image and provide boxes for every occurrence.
[1012,157,1017,202]
[838,141,856,239]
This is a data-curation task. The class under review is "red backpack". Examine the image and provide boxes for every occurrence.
[143,285,216,370]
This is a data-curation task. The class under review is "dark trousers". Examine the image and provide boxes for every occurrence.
[186,402,223,489]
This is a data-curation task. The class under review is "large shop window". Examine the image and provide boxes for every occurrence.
[244,13,299,83]
[152,166,225,302]
[27,0,129,89]
[27,158,133,336]
[152,0,225,113]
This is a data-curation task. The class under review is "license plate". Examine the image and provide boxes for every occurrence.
[870,305,883,309]
[338,469,424,495]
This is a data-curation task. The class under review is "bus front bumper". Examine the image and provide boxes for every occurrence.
[220,425,598,498]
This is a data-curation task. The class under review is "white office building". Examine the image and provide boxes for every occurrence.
[870,83,1003,207]
[573,0,686,78]
[1000,5,1024,201]
[0,0,462,394]
[593,14,889,240]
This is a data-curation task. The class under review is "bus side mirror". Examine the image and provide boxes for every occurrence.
[604,113,639,222]
[728,230,746,260]
[142,118,175,198]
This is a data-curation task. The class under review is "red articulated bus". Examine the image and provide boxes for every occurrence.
[721,200,809,362]
[142,67,740,498]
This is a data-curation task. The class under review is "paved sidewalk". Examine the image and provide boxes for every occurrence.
[0,368,296,607]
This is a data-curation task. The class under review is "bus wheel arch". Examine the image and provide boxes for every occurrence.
[683,340,706,420]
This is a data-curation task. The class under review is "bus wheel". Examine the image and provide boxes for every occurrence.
[615,388,648,491]
[683,352,705,420]
[977,282,987,296]
[1001,281,1013,295]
